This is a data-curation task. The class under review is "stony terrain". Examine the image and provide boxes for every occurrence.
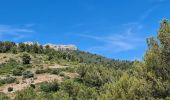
[0,64,78,94]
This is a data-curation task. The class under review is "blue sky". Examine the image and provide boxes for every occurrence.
[0,0,169,60]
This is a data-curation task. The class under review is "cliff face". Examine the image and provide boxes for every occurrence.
[23,42,78,51]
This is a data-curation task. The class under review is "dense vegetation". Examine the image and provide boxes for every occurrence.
[0,19,170,100]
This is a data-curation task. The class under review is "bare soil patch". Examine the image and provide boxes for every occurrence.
[0,74,63,94]
[47,64,69,69]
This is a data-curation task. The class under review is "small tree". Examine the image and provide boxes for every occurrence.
[22,53,31,64]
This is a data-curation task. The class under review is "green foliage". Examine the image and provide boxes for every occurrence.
[22,71,34,78]
[0,59,19,75]
[77,64,114,87]
[0,77,16,86]
[0,41,16,53]
[40,81,59,92]
[50,68,62,75]
[35,69,47,74]
[22,53,31,64]
[14,88,37,100]
[99,73,153,100]
[0,19,170,100]
[30,84,36,89]
[13,67,25,76]
[52,90,72,100]
[60,79,98,100]
[0,92,10,100]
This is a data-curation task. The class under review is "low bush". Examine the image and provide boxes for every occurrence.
[0,92,10,100]
[14,88,36,100]
[4,77,16,84]
[0,76,16,86]
[13,67,25,76]
[22,53,31,64]
[0,59,19,75]
[59,72,65,77]
[15,80,20,84]
[35,69,47,74]
[8,87,13,92]
[40,81,59,92]
[22,71,34,78]
[30,84,36,89]
[63,67,76,73]
[50,68,62,75]
[23,64,32,68]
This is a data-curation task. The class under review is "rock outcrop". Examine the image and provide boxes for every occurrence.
[23,42,78,51]
[44,43,78,51]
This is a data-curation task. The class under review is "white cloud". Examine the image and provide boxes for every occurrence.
[78,29,144,53]
[139,7,157,22]
[0,24,35,40]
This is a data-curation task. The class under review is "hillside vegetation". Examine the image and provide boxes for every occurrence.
[0,19,170,100]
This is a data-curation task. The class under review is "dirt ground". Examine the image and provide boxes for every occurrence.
[47,64,69,69]
[63,72,79,78]
[0,53,18,64]
[0,58,78,95]
[0,74,63,94]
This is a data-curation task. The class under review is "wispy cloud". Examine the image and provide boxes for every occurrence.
[139,7,156,22]
[78,28,145,53]
[0,24,36,41]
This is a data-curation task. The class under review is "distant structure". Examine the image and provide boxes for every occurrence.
[23,41,78,51]
[44,43,78,51]
[23,41,39,45]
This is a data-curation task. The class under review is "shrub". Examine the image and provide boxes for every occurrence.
[23,64,32,68]
[77,65,114,87]
[22,71,34,78]
[16,80,20,84]
[63,67,76,73]
[40,81,59,92]
[13,67,24,76]
[30,84,36,89]
[50,68,62,75]
[0,92,10,100]
[35,69,46,74]
[0,59,19,75]
[22,53,31,64]
[64,76,70,79]
[59,72,65,77]
[53,90,72,100]
[14,88,36,100]
[4,77,16,84]
[8,87,13,92]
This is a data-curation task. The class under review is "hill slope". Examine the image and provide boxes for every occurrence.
[0,19,170,100]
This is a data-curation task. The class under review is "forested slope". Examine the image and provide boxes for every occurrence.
[0,19,170,100]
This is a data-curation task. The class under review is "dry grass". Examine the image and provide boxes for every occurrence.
[0,53,20,64]
[63,72,79,78]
